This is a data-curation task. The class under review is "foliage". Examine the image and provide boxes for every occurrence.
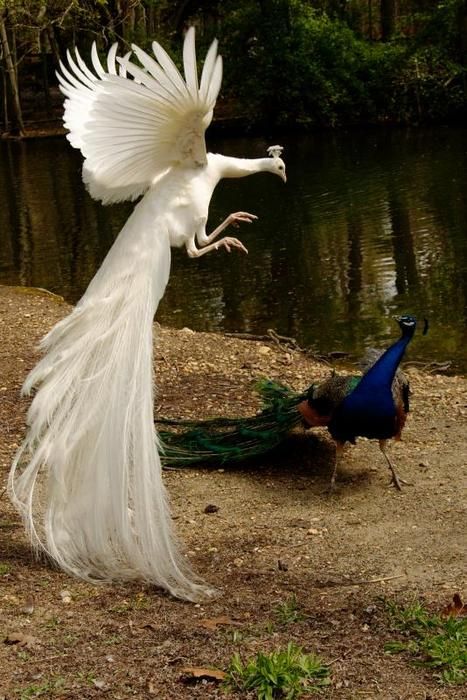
[219,0,466,127]
[274,595,306,625]
[385,600,467,685]
[224,642,331,699]
[0,0,466,131]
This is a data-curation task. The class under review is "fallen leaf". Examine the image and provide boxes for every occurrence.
[147,679,158,695]
[198,615,239,631]
[441,593,466,618]
[3,594,19,605]
[180,666,226,683]
[4,632,40,648]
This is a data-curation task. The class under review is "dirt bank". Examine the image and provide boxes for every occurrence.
[0,286,465,699]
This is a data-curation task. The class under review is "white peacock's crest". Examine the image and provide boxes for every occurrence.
[267,145,284,158]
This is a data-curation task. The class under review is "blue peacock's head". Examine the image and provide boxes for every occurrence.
[396,315,417,329]
[395,315,429,336]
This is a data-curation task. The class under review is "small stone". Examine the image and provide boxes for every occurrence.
[258,345,271,355]
[204,504,219,514]
[92,679,107,690]
[278,560,288,571]
[20,598,35,615]
[60,590,72,603]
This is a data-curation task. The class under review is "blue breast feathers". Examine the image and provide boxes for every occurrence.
[329,317,417,443]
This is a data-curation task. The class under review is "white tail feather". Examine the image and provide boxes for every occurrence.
[9,205,213,601]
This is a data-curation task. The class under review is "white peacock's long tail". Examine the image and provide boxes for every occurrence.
[8,207,211,601]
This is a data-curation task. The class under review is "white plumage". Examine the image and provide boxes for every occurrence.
[9,28,286,601]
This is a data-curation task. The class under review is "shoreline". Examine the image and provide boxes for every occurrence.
[1,284,465,699]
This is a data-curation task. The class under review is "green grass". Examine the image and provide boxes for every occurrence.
[385,600,467,685]
[0,562,11,575]
[224,641,331,698]
[274,595,306,625]
[109,592,151,613]
[16,676,65,699]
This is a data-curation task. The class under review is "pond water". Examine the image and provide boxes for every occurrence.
[1,128,466,372]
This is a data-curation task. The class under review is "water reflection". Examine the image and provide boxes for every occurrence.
[0,129,466,371]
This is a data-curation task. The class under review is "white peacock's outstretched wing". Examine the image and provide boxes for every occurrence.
[57,27,223,204]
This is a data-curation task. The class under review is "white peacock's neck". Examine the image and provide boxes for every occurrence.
[210,154,275,179]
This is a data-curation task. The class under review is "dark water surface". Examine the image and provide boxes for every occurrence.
[1,128,466,371]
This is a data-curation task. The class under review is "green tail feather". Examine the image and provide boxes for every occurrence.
[157,379,311,467]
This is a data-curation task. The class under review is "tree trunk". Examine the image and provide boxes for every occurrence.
[380,0,396,41]
[40,29,51,117]
[457,0,467,64]
[1,67,8,132]
[148,2,156,37]
[46,25,62,67]
[0,10,24,135]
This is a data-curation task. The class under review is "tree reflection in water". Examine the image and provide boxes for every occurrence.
[0,129,466,370]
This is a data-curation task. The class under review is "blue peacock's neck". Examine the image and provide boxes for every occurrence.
[328,322,416,442]
[357,329,415,392]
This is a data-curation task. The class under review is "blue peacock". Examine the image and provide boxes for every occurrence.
[158,315,426,490]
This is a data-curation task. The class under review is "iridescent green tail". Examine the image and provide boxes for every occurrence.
[157,379,310,467]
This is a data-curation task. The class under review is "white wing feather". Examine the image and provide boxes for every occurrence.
[57,29,223,204]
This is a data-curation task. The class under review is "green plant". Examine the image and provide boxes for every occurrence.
[275,595,306,625]
[43,616,60,630]
[109,592,150,613]
[16,676,65,699]
[0,562,11,575]
[385,600,467,685]
[224,641,331,698]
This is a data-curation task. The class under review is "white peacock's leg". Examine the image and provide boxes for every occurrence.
[197,212,257,247]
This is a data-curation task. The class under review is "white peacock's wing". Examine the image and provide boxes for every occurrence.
[57,27,222,205]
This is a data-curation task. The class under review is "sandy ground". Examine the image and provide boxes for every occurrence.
[0,286,465,699]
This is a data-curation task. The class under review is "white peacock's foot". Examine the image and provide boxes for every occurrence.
[215,237,248,254]
[228,211,258,228]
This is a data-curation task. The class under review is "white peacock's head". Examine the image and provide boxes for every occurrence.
[267,145,286,182]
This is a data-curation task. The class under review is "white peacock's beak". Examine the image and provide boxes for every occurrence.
[281,172,287,183]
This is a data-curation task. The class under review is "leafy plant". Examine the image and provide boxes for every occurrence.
[385,600,467,685]
[275,595,306,625]
[224,641,331,698]
[16,676,65,699]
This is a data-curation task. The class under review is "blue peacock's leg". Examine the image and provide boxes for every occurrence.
[378,439,411,490]
[323,440,345,494]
